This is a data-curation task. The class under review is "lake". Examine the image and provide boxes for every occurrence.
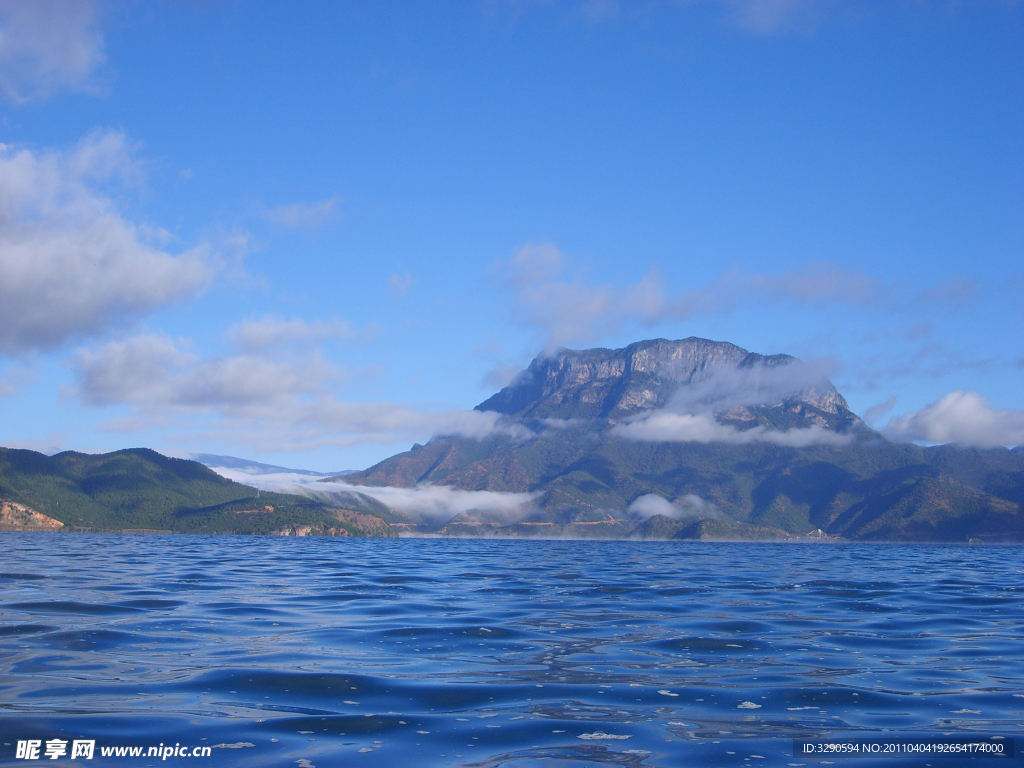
[1,534,1021,766]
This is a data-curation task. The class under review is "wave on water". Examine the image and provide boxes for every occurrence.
[1,534,1022,767]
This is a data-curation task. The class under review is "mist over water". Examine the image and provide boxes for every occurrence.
[1,534,1022,767]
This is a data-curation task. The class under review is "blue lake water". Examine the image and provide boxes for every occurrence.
[1,534,1022,767]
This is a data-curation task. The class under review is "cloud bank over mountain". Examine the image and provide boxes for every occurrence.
[612,358,855,447]
[628,493,719,521]
[613,412,851,447]
[208,465,538,527]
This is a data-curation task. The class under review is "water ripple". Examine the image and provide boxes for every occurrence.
[0,534,1022,766]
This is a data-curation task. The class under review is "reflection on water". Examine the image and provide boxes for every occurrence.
[1,534,1022,766]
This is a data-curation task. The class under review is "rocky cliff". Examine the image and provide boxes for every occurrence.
[0,500,64,530]
[476,337,861,432]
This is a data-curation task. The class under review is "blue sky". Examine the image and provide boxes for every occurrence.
[0,0,1021,471]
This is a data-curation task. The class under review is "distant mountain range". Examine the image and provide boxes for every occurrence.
[3,337,1021,542]
[336,338,1024,542]
[194,453,355,477]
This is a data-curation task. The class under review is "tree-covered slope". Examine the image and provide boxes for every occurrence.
[341,424,1024,541]
[0,447,395,536]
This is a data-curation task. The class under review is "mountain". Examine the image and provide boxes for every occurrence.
[476,337,861,433]
[0,447,394,537]
[194,453,355,477]
[337,338,1024,542]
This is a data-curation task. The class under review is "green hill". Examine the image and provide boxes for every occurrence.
[340,425,1024,542]
[0,447,395,537]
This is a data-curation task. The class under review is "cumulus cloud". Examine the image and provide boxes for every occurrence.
[884,391,1024,449]
[226,316,375,351]
[0,132,212,354]
[264,196,338,229]
[206,466,538,526]
[0,0,104,103]
[74,334,336,409]
[71,334,531,451]
[628,492,718,520]
[500,243,963,350]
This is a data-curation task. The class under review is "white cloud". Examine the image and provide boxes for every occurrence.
[226,316,375,351]
[323,481,538,525]
[0,132,212,354]
[0,0,104,103]
[613,411,850,447]
[500,243,962,350]
[71,334,531,451]
[863,396,896,426]
[741,262,887,306]
[611,357,853,446]
[74,334,335,409]
[276,400,532,447]
[884,391,1024,448]
[663,356,839,413]
[628,492,717,520]
[264,196,338,229]
[501,242,681,349]
[206,466,538,526]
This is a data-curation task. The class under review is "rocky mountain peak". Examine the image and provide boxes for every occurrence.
[475,337,859,431]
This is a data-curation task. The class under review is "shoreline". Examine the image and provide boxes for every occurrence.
[1,528,1019,545]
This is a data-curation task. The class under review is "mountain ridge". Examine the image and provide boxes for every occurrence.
[475,337,862,434]
[194,453,355,477]
[3,337,1021,542]
[338,337,1024,542]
